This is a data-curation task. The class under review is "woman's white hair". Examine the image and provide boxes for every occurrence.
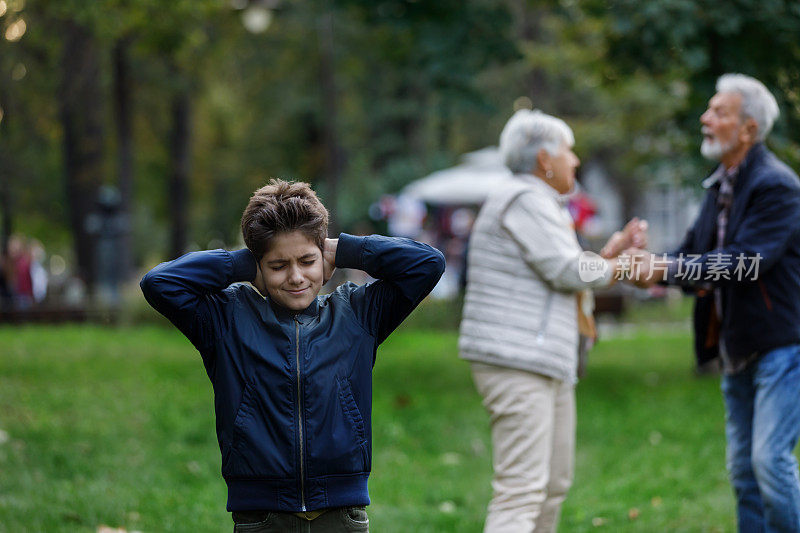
[499,109,574,174]
[717,73,779,142]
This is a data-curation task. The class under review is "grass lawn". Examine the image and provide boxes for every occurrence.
[0,323,736,532]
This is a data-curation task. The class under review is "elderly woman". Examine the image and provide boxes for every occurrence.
[459,109,643,533]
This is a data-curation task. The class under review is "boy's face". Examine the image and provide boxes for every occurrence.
[258,230,323,312]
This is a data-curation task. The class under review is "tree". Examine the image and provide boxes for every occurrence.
[59,19,105,290]
[588,0,800,174]
[113,36,134,279]
[19,0,230,275]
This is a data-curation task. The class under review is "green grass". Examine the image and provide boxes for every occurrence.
[0,324,737,532]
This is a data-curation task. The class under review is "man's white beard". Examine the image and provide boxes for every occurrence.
[701,137,734,161]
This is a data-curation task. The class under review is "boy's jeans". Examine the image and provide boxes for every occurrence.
[722,344,800,532]
[233,507,368,532]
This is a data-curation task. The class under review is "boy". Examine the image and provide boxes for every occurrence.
[140,179,445,532]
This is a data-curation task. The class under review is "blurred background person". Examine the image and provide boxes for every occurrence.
[459,109,645,533]
[0,244,12,311]
[8,235,34,310]
[30,239,48,305]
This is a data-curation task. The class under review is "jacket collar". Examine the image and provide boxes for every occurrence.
[702,143,766,189]
[719,143,768,243]
[512,173,569,205]
[264,295,320,325]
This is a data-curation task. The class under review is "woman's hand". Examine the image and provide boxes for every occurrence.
[600,217,649,258]
[323,238,337,284]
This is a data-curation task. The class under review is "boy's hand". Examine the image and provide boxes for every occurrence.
[252,262,267,296]
[323,238,337,284]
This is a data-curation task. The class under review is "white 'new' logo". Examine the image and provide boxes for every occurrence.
[578,251,608,283]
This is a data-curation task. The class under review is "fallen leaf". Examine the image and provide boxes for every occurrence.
[651,496,663,508]
[439,501,456,514]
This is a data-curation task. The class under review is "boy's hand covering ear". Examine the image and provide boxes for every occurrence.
[323,238,338,284]
[253,262,267,296]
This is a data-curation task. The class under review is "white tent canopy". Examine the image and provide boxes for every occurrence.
[401,147,514,205]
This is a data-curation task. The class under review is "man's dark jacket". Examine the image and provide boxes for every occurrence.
[140,234,445,512]
[669,143,800,369]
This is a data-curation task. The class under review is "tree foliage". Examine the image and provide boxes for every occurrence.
[1,0,798,282]
[591,0,800,173]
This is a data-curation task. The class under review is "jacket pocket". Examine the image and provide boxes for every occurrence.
[534,291,555,345]
[231,381,256,452]
[338,377,370,472]
[306,376,370,476]
[223,380,292,478]
[338,377,367,445]
[221,381,255,474]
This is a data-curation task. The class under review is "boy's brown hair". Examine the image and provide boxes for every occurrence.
[241,179,329,261]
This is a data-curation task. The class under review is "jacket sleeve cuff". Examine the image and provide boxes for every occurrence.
[230,248,258,282]
[335,233,366,270]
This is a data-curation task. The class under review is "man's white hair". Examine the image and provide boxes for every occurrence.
[717,73,780,142]
[499,109,574,174]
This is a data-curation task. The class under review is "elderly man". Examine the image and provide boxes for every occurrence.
[630,74,800,532]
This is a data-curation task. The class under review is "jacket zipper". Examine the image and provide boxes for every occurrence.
[535,292,555,345]
[294,317,307,511]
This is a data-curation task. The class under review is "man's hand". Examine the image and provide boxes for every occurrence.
[252,262,267,296]
[623,247,660,288]
[323,238,337,284]
[600,218,649,258]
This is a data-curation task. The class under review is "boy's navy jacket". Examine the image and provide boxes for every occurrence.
[140,234,445,512]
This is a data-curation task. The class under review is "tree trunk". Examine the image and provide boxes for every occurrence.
[516,1,547,107]
[169,81,191,260]
[0,166,11,255]
[113,38,134,278]
[317,8,343,233]
[59,21,104,291]
[0,55,11,254]
[437,96,451,152]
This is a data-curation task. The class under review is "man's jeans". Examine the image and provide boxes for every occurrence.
[722,344,800,532]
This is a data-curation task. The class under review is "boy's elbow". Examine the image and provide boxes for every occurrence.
[429,248,446,281]
[139,270,162,300]
[140,271,152,294]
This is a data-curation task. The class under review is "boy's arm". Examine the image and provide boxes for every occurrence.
[140,249,258,352]
[333,233,445,345]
